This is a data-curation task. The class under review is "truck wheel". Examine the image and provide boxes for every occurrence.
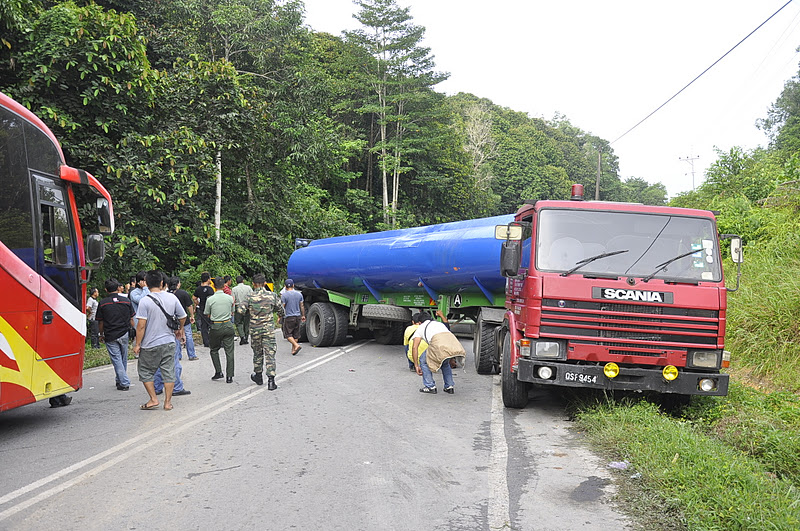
[331,304,349,346]
[306,302,337,347]
[473,312,497,375]
[501,332,529,408]
[361,304,411,322]
[374,322,404,345]
[298,320,308,343]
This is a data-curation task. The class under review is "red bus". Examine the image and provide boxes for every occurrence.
[0,91,114,411]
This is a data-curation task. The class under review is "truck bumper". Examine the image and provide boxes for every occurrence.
[516,359,729,396]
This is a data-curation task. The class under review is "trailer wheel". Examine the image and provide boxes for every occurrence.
[501,332,529,408]
[473,312,498,374]
[331,304,349,346]
[306,302,337,347]
[373,322,404,345]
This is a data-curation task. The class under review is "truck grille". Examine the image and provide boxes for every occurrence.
[540,298,719,356]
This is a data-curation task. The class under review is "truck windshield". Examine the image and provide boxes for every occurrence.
[536,209,722,282]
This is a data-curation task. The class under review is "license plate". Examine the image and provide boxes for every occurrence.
[563,372,597,385]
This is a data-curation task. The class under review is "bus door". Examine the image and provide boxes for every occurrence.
[33,176,84,394]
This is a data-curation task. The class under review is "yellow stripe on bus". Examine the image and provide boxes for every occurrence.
[0,318,73,397]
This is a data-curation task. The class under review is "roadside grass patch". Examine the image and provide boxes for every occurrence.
[576,399,800,530]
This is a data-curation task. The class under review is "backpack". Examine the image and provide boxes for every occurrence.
[147,294,181,330]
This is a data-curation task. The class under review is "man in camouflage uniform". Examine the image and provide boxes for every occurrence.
[239,273,284,390]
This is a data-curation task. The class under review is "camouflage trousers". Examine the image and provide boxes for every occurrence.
[251,327,277,376]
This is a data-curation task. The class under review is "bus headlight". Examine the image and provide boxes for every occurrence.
[688,350,720,369]
[604,362,620,378]
[662,365,679,381]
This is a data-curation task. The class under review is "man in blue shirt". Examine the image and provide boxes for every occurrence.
[280,279,305,355]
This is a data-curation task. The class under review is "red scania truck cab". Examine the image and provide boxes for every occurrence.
[495,184,742,408]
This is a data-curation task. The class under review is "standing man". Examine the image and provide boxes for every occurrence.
[170,276,198,361]
[205,276,236,383]
[232,275,253,345]
[129,270,149,316]
[96,279,134,390]
[86,287,100,349]
[239,274,284,390]
[411,312,466,395]
[133,270,187,410]
[152,275,194,397]
[193,272,214,347]
[280,279,305,355]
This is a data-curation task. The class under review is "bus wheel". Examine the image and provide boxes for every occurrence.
[501,332,529,408]
[49,395,73,408]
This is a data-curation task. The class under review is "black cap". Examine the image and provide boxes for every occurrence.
[285,279,294,287]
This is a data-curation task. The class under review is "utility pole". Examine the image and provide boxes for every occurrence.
[596,150,601,200]
[679,154,699,190]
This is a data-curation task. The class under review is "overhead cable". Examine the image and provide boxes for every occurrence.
[611,0,794,145]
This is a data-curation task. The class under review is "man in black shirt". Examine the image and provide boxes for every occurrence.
[192,272,215,347]
[96,278,135,390]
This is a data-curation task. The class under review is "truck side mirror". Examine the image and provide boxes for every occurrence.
[85,233,105,266]
[500,240,521,277]
[730,237,743,264]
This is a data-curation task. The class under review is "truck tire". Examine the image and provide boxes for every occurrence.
[501,331,529,408]
[373,322,404,345]
[306,302,337,347]
[331,304,349,346]
[361,304,411,322]
[298,320,308,343]
[473,312,498,374]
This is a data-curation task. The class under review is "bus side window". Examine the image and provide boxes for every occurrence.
[0,106,35,269]
[37,179,79,306]
[41,203,72,266]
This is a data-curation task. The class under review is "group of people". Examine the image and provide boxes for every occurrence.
[91,269,464,406]
[91,271,308,410]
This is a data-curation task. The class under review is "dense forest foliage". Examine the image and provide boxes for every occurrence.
[0,0,667,281]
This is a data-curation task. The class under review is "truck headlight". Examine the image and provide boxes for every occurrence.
[688,350,720,369]
[534,341,561,359]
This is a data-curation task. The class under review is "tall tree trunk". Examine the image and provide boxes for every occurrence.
[215,149,222,241]
[245,161,253,203]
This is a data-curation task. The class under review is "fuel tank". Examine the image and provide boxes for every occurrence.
[287,215,514,295]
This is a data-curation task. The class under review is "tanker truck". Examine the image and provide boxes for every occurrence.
[286,215,513,358]
[492,184,742,408]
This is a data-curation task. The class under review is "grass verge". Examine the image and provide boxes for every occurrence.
[575,390,800,530]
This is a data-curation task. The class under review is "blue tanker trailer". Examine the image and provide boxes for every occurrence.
[287,215,514,368]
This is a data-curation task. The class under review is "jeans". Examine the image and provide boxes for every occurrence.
[180,322,197,359]
[154,346,184,393]
[89,320,100,348]
[105,336,131,387]
[420,351,454,389]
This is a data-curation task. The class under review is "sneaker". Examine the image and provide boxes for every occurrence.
[173,389,191,396]
[419,386,437,394]
[188,357,199,361]
[444,386,454,394]
[116,384,129,391]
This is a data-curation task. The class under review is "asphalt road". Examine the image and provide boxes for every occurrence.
[0,337,630,530]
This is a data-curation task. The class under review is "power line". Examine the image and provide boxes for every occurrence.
[611,0,794,145]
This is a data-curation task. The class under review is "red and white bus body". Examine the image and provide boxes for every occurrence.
[0,92,113,411]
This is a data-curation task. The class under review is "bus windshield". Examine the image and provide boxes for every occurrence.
[536,209,722,282]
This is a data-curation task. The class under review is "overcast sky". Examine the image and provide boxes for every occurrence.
[300,0,800,198]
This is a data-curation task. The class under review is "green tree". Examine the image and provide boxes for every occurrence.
[620,177,667,205]
[346,0,447,227]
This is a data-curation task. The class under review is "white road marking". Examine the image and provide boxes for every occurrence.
[0,341,370,522]
[488,375,511,530]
